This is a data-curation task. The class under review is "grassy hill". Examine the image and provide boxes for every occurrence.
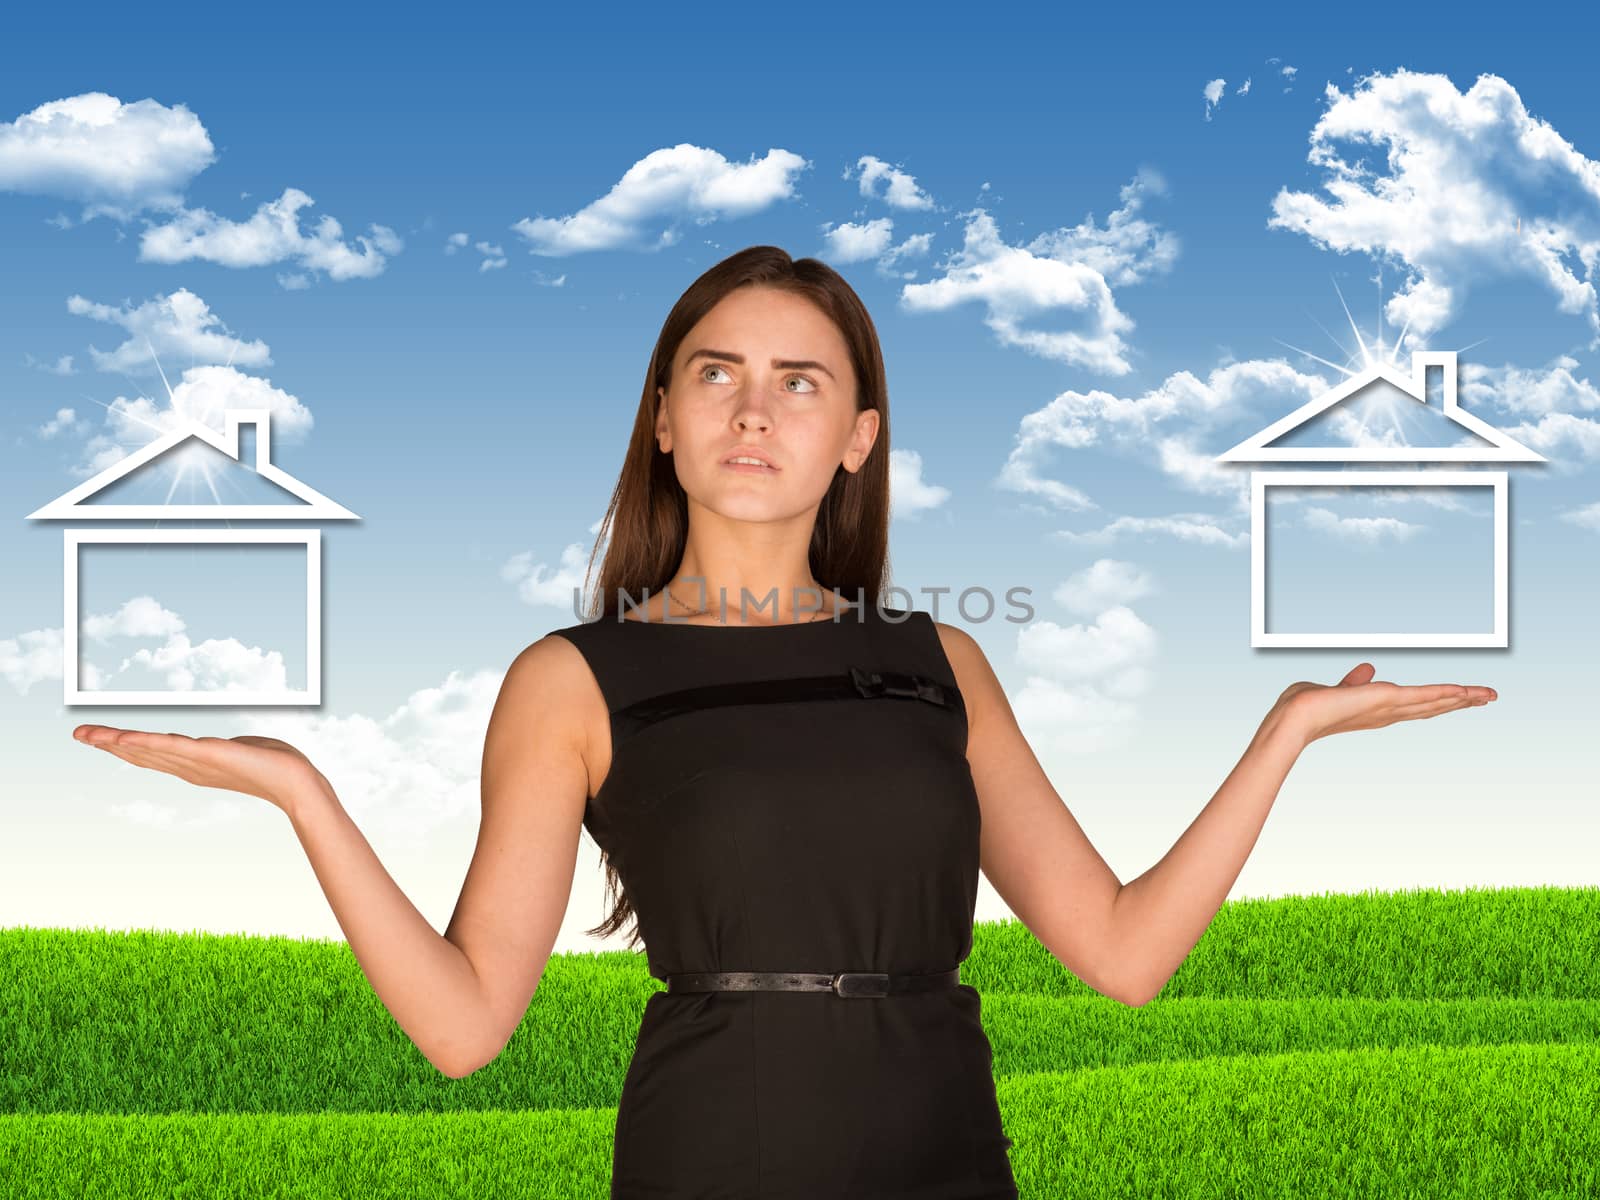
[3,885,1597,1197]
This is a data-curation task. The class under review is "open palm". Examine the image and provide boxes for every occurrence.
[73,725,324,815]
[1278,662,1498,744]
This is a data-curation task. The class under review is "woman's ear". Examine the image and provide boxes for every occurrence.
[844,408,879,473]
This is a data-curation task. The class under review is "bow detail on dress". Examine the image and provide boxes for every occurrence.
[849,666,949,707]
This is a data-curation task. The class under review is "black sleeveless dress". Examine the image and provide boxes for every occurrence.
[548,602,1019,1199]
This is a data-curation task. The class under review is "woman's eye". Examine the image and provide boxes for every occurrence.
[700,364,817,393]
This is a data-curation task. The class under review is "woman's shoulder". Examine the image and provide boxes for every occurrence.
[542,612,608,643]
[488,630,607,755]
[526,615,638,713]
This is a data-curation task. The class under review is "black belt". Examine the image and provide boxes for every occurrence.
[665,968,961,998]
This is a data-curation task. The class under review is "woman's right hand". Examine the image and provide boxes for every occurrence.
[73,725,328,817]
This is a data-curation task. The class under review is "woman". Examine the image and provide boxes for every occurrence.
[73,245,1497,1198]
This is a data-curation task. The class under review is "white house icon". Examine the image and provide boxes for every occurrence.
[25,408,359,706]
[1214,349,1545,649]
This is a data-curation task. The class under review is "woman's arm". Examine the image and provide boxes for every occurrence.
[75,632,598,1078]
[1105,703,1304,1006]
[284,782,495,1075]
[1109,664,1494,1005]
[285,634,595,1076]
[937,625,1495,1008]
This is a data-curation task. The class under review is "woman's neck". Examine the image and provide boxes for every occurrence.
[657,577,845,624]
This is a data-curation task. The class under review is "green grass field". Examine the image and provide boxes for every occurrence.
[3,884,1597,1197]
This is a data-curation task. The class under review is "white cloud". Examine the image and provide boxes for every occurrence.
[1018,605,1157,681]
[140,187,403,282]
[9,600,515,849]
[1010,676,1144,754]
[881,232,933,265]
[240,667,510,842]
[1025,167,1179,288]
[24,351,76,375]
[451,228,560,281]
[511,143,809,255]
[79,660,510,841]
[1495,410,1600,466]
[0,92,214,218]
[66,287,271,375]
[474,240,507,271]
[501,543,595,609]
[1451,356,1600,475]
[1009,606,1158,754]
[1558,500,1600,533]
[903,207,1137,374]
[0,627,62,694]
[1279,476,1480,515]
[72,363,315,478]
[38,407,78,437]
[821,217,895,263]
[82,595,187,642]
[847,155,936,210]
[3,597,288,698]
[106,794,244,831]
[998,356,1329,514]
[1203,77,1226,120]
[900,169,1177,376]
[1052,513,1250,549]
[821,218,932,278]
[114,630,291,693]
[993,344,1590,549]
[1268,69,1600,345]
[888,448,951,519]
[1300,506,1425,545]
[1053,559,1156,615]
[1460,355,1600,416]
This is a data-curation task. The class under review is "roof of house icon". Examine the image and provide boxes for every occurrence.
[1215,348,1547,465]
[26,409,359,521]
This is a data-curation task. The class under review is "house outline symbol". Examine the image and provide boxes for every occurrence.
[25,408,359,706]
[1214,348,1545,649]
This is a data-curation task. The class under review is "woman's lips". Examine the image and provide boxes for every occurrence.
[722,460,778,473]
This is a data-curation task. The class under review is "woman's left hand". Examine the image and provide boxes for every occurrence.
[1275,662,1497,746]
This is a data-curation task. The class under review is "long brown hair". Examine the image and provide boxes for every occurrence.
[578,244,894,946]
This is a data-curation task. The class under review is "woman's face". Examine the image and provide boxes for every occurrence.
[656,286,878,522]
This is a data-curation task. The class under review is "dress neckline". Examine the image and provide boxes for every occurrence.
[612,600,868,630]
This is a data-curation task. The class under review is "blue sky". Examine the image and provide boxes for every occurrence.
[4,4,1598,949]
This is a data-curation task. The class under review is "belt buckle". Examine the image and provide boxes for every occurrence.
[831,971,890,998]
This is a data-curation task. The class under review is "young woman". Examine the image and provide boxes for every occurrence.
[73,245,1497,1198]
